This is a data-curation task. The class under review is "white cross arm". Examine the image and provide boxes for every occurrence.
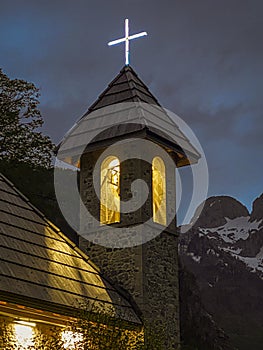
[129,32,147,40]
[108,32,147,46]
[108,37,126,46]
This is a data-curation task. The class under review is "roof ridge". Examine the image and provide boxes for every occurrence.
[124,67,142,105]
[125,66,161,106]
[122,67,152,124]
[112,66,161,128]
[85,66,129,114]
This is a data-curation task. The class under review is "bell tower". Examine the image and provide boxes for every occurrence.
[58,65,200,348]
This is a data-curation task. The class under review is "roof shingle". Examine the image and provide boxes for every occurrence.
[0,174,141,324]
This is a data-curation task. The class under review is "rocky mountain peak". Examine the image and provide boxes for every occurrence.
[250,193,263,224]
[190,196,249,228]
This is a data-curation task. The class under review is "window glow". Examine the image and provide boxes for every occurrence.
[100,156,120,224]
[62,330,83,349]
[14,322,35,349]
[152,157,166,225]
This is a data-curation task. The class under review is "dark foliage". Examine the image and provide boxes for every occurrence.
[0,69,54,168]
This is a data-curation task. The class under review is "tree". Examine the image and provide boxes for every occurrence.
[0,69,54,168]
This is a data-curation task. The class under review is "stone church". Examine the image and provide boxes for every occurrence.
[0,65,200,349]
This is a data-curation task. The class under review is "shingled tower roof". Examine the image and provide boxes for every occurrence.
[86,65,160,111]
[57,65,200,167]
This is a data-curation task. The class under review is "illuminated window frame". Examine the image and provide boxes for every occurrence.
[152,156,167,226]
[100,156,120,224]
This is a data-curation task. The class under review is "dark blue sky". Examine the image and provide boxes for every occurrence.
[0,0,262,216]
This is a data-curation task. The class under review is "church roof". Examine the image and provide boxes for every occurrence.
[57,65,200,167]
[0,173,141,324]
[87,65,160,110]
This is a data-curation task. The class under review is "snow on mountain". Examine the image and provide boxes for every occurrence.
[236,247,263,273]
[199,216,262,244]
[194,215,263,277]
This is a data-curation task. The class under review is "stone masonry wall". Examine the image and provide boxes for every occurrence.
[79,141,180,348]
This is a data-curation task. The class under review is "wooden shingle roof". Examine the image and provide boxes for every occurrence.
[57,65,200,167]
[0,174,141,324]
[86,65,160,110]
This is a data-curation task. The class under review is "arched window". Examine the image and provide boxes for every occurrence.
[100,156,120,224]
[152,156,166,225]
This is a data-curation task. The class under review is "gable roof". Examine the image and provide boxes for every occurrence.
[0,173,141,325]
[57,66,200,167]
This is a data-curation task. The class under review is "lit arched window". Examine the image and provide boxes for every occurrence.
[152,156,166,225]
[100,156,120,224]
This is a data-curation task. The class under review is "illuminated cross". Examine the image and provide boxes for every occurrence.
[108,19,147,65]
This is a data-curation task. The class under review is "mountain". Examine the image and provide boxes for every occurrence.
[180,195,263,350]
[179,264,235,350]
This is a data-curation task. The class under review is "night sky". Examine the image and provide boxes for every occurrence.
[1,0,262,221]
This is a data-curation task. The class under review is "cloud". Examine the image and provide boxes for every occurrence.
[0,0,262,218]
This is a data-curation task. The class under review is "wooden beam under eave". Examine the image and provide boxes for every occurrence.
[0,301,74,327]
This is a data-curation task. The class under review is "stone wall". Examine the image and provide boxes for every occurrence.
[79,140,180,349]
[80,230,180,348]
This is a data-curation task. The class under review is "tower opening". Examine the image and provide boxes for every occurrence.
[152,156,166,225]
[100,156,120,224]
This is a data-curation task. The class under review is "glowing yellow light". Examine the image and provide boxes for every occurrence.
[14,322,35,349]
[15,321,36,327]
[152,157,166,225]
[100,156,120,224]
[62,330,83,349]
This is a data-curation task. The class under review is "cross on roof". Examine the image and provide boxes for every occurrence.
[108,19,147,66]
